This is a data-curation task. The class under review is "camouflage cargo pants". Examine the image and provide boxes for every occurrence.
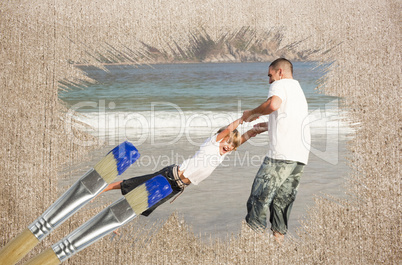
[245,157,305,234]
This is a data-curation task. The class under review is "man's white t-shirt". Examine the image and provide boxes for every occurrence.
[266,79,311,164]
[180,134,229,185]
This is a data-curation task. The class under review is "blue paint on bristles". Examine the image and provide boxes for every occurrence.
[124,175,173,215]
[110,141,140,175]
[146,175,173,208]
[94,141,140,184]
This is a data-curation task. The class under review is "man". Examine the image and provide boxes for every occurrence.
[242,58,311,243]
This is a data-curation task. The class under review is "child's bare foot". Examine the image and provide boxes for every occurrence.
[90,195,100,203]
[113,228,120,236]
[273,231,284,245]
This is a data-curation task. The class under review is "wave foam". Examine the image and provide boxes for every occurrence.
[66,109,355,141]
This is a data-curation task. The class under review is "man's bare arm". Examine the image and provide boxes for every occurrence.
[240,122,268,145]
[241,96,282,123]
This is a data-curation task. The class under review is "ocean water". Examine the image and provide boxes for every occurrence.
[62,62,332,112]
[59,62,354,239]
[61,62,352,145]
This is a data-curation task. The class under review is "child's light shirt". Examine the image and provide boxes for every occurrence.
[180,134,228,185]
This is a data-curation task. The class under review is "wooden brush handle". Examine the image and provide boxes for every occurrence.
[24,248,60,265]
[0,228,39,265]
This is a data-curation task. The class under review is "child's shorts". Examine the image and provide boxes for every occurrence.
[121,164,183,216]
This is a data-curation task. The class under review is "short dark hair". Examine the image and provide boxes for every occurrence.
[269,58,293,75]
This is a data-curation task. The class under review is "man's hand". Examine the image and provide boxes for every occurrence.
[240,121,268,144]
[253,122,268,134]
[249,130,258,138]
[242,96,282,124]
[241,110,260,123]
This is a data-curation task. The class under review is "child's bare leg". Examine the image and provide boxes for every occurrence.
[91,181,123,202]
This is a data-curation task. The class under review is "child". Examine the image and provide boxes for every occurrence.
[96,118,263,217]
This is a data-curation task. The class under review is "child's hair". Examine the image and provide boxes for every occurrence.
[216,127,242,150]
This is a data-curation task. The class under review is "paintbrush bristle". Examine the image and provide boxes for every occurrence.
[124,184,149,214]
[124,175,173,215]
[94,141,140,184]
[93,152,119,184]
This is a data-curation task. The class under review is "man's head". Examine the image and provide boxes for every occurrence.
[268,58,293,84]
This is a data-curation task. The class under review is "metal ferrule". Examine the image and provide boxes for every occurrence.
[28,169,107,241]
[52,197,136,262]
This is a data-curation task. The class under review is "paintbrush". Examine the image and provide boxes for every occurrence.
[0,141,140,265]
[24,175,173,265]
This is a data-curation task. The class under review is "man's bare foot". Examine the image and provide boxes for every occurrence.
[273,231,284,245]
